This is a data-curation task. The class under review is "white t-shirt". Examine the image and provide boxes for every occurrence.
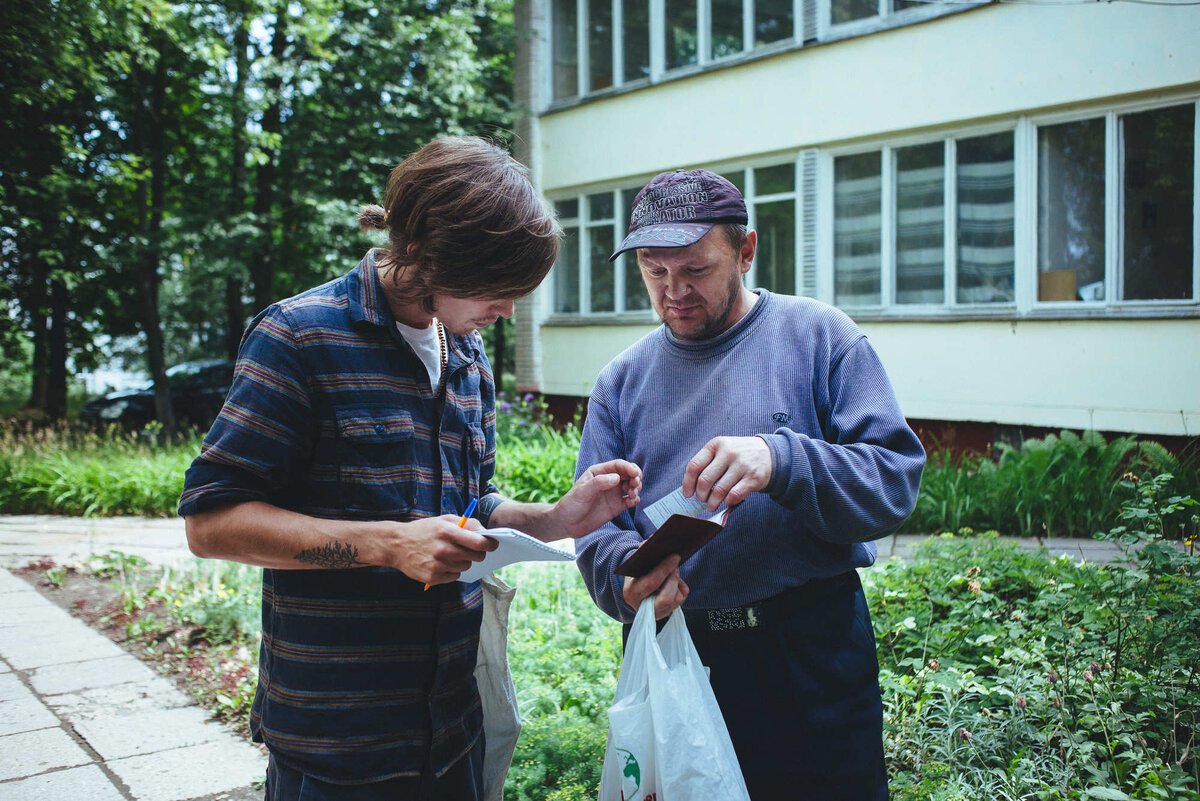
[395,319,443,389]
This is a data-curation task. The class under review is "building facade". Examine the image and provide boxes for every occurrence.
[511,0,1200,445]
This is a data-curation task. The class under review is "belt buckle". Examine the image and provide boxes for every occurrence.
[704,604,763,632]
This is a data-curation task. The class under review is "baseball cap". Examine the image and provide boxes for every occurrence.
[608,169,748,262]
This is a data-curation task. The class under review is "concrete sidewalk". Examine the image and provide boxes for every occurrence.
[0,517,265,801]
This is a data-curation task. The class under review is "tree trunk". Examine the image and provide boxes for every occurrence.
[250,4,287,315]
[25,257,49,412]
[45,278,69,420]
[225,0,250,358]
[133,33,176,436]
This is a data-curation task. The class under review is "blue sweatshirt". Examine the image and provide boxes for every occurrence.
[575,290,926,622]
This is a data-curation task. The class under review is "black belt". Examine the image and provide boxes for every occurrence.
[682,571,860,634]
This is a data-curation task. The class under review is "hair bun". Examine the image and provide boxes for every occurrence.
[357,204,388,231]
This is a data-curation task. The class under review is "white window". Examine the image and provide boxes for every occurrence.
[826,98,1198,314]
[552,188,652,315]
[550,98,1198,320]
[551,161,803,317]
[1035,102,1197,305]
[548,0,795,101]
[833,130,1016,309]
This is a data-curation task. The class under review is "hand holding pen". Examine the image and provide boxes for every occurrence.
[423,497,481,591]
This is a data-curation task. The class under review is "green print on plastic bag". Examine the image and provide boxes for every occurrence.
[616,748,641,799]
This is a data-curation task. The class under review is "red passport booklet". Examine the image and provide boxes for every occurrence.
[614,509,729,578]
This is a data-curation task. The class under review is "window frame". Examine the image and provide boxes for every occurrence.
[816,95,1200,319]
[548,158,803,321]
[545,95,1199,324]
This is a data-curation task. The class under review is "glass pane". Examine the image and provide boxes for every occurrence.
[892,0,922,10]
[622,0,650,82]
[556,198,579,219]
[1122,103,1194,301]
[552,0,578,100]
[956,132,1015,304]
[896,142,945,304]
[665,0,698,69]
[754,163,794,195]
[588,191,614,220]
[588,0,612,91]
[1038,118,1105,302]
[755,0,792,46]
[834,152,882,306]
[555,227,580,313]
[832,0,877,25]
[621,188,652,310]
[589,226,616,312]
[755,200,795,294]
[711,0,743,59]
[719,170,746,196]
[623,255,650,310]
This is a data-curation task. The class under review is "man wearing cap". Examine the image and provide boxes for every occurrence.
[574,169,925,799]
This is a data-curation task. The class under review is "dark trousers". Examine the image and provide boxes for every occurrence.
[684,573,889,801]
[264,735,485,801]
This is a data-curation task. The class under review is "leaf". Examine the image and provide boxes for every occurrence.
[1085,789,1133,800]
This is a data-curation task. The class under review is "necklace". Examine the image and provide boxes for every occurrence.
[436,321,448,396]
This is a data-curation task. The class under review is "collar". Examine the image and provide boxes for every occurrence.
[662,289,771,358]
[347,249,482,367]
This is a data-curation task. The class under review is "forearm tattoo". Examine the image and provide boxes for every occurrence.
[294,541,364,569]
[475,493,506,528]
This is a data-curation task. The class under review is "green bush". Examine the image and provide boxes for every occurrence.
[0,423,199,516]
[0,397,581,516]
[874,480,1199,798]
[904,431,1199,539]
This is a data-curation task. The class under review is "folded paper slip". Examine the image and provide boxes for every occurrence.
[458,528,576,583]
[615,510,728,578]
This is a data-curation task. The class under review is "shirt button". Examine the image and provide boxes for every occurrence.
[374,423,386,435]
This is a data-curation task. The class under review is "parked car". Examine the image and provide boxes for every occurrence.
[78,360,234,430]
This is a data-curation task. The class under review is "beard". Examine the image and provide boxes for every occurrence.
[662,270,746,342]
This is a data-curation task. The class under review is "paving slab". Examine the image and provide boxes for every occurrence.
[27,653,159,697]
[0,727,92,780]
[0,624,129,672]
[0,764,128,801]
[111,740,266,801]
[45,677,194,720]
[74,706,227,761]
[0,515,191,570]
[0,671,31,702]
[0,696,60,737]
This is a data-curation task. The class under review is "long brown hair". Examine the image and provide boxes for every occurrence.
[358,136,560,312]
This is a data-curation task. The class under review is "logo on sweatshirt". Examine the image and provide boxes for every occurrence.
[772,411,792,425]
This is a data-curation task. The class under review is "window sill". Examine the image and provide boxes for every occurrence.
[843,304,1200,323]
[542,312,660,327]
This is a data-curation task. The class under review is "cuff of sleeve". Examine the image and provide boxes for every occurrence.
[759,431,794,500]
[177,487,267,518]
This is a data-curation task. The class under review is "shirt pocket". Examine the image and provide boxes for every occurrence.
[334,406,418,517]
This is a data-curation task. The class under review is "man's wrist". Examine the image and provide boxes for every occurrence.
[474,493,506,528]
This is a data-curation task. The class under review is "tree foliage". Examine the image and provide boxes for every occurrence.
[1,0,517,420]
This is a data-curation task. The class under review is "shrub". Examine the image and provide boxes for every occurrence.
[905,431,1199,539]
[874,479,1200,798]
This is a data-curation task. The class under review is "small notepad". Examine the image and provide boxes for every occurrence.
[458,527,576,583]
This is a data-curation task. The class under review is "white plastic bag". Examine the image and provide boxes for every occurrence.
[598,597,750,801]
[475,573,522,801]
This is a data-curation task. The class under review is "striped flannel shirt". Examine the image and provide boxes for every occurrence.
[178,250,499,784]
[575,290,926,622]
